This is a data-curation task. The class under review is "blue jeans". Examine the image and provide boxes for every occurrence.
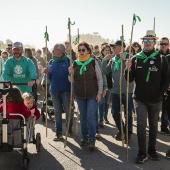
[134,100,161,155]
[112,93,133,136]
[50,91,73,134]
[161,95,169,128]
[76,96,97,140]
[99,89,112,121]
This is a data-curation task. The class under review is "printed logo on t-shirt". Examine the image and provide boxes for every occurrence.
[13,65,25,78]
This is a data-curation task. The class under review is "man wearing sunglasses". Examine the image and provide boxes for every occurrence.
[6,44,13,57]
[125,30,170,163]
[159,37,170,136]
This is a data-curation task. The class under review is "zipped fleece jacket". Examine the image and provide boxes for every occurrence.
[124,50,170,103]
[48,57,70,93]
[3,55,37,93]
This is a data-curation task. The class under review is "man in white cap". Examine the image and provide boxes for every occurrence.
[125,30,170,163]
[3,42,37,93]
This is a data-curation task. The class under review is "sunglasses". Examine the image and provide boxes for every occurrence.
[78,48,86,52]
[160,43,168,46]
[143,39,154,43]
[6,48,12,50]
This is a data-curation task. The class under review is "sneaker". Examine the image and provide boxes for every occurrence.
[80,136,89,146]
[98,120,104,127]
[104,117,110,124]
[95,131,101,138]
[88,139,95,151]
[125,136,132,144]
[135,154,148,164]
[166,150,170,158]
[114,131,124,141]
[53,133,63,141]
[148,152,159,160]
[160,127,170,136]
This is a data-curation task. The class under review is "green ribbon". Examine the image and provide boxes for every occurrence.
[44,32,49,41]
[133,15,141,25]
[73,35,80,45]
[146,67,151,82]
[76,58,93,75]
[68,21,75,29]
[52,55,67,62]
[136,51,158,82]
[120,36,125,42]
[136,51,158,63]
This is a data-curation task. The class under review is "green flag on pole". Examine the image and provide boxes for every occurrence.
[44,31,49,41]
[73,35,80,45]
[68,21,75,29]
[133,15,141,25]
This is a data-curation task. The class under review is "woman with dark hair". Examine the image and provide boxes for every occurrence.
[132,42,142,54]
[69,41,103,151]
[97,45,112,126]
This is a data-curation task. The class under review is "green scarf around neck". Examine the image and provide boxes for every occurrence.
[136,51,158,82]
[76,57,93,75]
[52,55,67,62]
[135,51,158,63]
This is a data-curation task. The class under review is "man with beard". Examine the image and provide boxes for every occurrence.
[3,42,37,93]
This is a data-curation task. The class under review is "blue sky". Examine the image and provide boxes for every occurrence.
[0,0,169,49]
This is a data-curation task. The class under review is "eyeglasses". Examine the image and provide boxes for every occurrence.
[6,48,12,50]
[78,48,86,52]
[160,43,169,46]
[143,39,154,43]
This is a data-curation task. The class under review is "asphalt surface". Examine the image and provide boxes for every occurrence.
[0,89,170,170]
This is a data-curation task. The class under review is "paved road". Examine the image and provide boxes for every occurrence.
[0,90,170,170]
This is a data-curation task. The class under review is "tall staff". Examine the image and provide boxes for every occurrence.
[126,14,141,161]
[120,25,124,147]
[75,28,79,137]
[44,26,49,137]
[153,17,155,33]
[64,18,74,148]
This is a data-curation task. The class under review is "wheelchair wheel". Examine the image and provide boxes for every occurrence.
[36,133,41,152]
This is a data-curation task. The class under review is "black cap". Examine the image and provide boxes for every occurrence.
[110,40,126,48]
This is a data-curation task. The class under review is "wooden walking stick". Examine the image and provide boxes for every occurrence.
[64,18,74,148]
[44,26,49,137]
[120,25,124,147]
[75,28,80,137]
[126,14,141,161]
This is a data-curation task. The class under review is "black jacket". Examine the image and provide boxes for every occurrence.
[124,50,170,103]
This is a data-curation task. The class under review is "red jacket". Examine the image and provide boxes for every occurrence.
[30,104,40,120]
[0,100,31,119]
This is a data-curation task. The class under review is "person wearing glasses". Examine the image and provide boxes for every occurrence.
[69,41,103,151]
[102,40,134,144]
[158,37,170,135]
[125,30,170,163]
[132,42,142,54]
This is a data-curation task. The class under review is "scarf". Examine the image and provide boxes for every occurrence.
[52,55,67,62]
[136,51,158,82]
[76,56,93,75]
[113,56,122,72]
[78,54,90,62]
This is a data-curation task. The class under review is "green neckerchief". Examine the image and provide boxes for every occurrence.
[52,55,67,62]
[135,51,158,63]
[76,57,93,75]
[113,52,128,72]
[136,51,158,82]
[99,55,104,61]
[113,56,122,72]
